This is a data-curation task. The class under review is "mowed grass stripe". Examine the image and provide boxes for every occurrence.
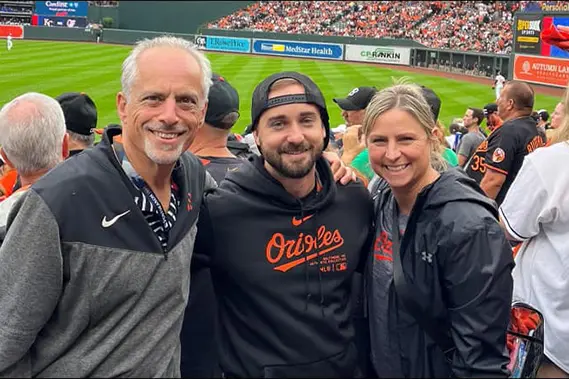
[0,40,562,134]
[216,54,289,125]
[0,43,127,71]
[0,64,120,105]
[300,60,343,124]
[0,41,126,127]
[0,54,123,85]
[0,43,126,71]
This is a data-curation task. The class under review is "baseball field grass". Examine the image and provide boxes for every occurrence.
[0,39,562,134]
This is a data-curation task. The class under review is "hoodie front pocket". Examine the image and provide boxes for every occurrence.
[262,342,357,378]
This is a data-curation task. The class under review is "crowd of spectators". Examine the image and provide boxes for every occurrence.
[0,16,29,25]
[87,1,119,7]
[207,1,567,54]
[409,1,517,54]
[210,1,355,35]
[0,1,33,26]
[329,2,429,39]
[0,5,32,14]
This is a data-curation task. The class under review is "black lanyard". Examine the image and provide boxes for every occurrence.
[114,144,172,233]
[140,183,170,230]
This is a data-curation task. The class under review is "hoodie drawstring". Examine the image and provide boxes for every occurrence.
[299,202,311,312]
[299,212,326,317]
[317,252,325,317]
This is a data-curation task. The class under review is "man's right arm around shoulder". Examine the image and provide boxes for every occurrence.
[191,170,217,268]
[0,190,63,376]
[193,195,216,269]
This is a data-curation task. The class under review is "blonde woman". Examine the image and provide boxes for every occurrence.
[434,120,459,166]
[546,101,565,145]
[499,88,569,378]
[364,83,513,378]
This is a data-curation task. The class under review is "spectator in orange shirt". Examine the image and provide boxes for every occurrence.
[0,162,17,198]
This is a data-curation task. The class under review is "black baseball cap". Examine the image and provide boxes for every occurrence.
[333,86,377,111]
[250,71,330,148]
[484,103,498,117]
[420,86,441,122]
[205,73,240,130]
[56,92,97,136]
[537,109,549,122]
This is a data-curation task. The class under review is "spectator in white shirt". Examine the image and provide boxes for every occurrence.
[498,91,569,378]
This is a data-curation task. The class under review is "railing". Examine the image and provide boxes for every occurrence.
[410,47,510,79]
[0,1,33,6]
[0,11,33,16]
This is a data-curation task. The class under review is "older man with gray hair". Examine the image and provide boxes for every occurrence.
[0,92,69,227]
[0,36,214,377]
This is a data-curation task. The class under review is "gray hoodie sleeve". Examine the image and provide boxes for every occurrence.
[0,190,62,376]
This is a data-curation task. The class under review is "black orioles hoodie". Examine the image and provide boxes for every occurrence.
[192,155,373,378]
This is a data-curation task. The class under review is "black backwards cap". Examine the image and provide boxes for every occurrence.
[250,71,330,148]
[420,86,441,122]
[56,92,98,136]
[205,73,240,130]
[484,103,498,117]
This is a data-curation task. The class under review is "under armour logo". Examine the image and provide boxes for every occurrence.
[421,251,433,263]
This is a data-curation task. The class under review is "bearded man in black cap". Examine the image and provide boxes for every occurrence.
[56,92,98,157]
[183,71,373,378]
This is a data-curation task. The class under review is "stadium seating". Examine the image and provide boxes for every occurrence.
[87,1,119,7]
[207,1,565,54]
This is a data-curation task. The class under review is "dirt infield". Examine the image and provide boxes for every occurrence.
[378,63,565,98]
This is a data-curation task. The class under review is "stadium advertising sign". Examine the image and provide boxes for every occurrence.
[539,2,569,12]
[252,39,343,60]
[345,44,411,65]
[0,25,23,39]
[34,1,88,17]
[514,15,542,55]
[513,54,569,88]
[38,15,87,28]
[194,35,251,53]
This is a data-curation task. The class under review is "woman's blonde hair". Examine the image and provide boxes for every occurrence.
[435,120,451,149]
[362,82,448,172]
[552,88,569,144]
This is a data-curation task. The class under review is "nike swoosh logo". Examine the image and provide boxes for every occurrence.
[292,214,314,227]
[274,242,343,272]
[101,210,131,228]
[227,166,240,172]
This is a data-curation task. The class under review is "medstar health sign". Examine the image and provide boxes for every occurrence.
[252,39,343,60]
